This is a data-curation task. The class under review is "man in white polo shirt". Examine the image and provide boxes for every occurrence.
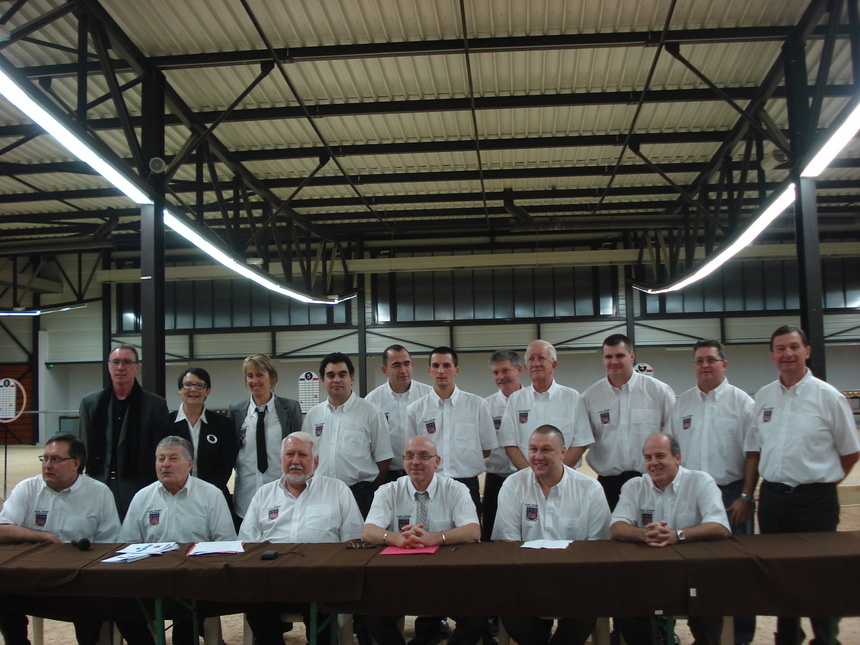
[0,434,120,645]
[239,432,363,645]
[493,425,610,645]
[362,435,482,645]
[499,340,593,472]
[610,433,730,645]
[366,345,433,483]
[405,346,497,516]
[750,325,859,645]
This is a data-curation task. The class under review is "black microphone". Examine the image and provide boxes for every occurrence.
[72,538,91,551]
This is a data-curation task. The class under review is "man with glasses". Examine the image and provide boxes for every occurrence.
[672,340,757,644]
[362,435,482,645]
[79,344,170,518]
[0,434,120,645]
[239,432,363,645]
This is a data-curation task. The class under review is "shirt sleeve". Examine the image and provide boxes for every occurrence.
[693,472,731,532]
[828,391,860,456]
[476,399,499,451]
[237,489,264,542]
[659,382,676,430]
[93,486,121,542]
[570,397,595,448]
[209,489,238,541]
[450,480,480,528]
[118,495,145,543]
[404,402,420,439]
[490,477,521,541]
[364,482,395,530]
[338,483,364,541]
[610,478,641,528]
[0,479,30,527]
[586,481,612,540]
[368,406,394,462]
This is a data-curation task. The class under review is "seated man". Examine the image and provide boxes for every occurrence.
[0,434,120,645]
[239,431,363,645]
[119,436,236,645]
[361,435,483,645]
[610,433,730,645]
[493,425,610,645]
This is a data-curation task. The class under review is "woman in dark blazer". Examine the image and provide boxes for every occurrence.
[170,367,237,511]
[228,353,303,522]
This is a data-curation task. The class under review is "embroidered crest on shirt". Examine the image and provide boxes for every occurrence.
[762,407,773,423]
[314,423,324,437]
[268,506,279,521]
[493,416,502,430]
[240,425,248,445]
[425,419,437,434]
[34,510,48,527]
[518,409,529,424]
[397,515,411,531]
[641,509,653,525]
[206,433,218,444]
[682,415,692,430]
[600,409,610,424]
[148,510,161,526]
[525,504,538,521]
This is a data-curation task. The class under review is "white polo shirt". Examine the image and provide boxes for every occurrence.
[498,380,594,462]
[302,392,393,487]
[366,380,434,472]
[365,473,478,533]
[750,370,860,487]
[405,386,498,478]
[611,466,730,532]
[492,465,610,542]
[238,474,363,543]
[119,475,236,543]
[484,389,516,476]
[0,474,120,543]
[672,378,754,486]
[583,371,675,476]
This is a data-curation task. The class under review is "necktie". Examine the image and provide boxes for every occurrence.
[415,490,429,529]
[256,407,268,473]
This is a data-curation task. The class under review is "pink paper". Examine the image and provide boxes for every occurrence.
[380,545,440,555]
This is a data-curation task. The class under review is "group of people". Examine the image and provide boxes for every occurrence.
[0,324,856,645]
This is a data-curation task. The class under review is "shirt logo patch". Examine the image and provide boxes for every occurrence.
[525,504,538,521]
[600,409,611,425]
[34,510,48,527]
[397,515,411,531]
[240,425,248,445]
[268,506,279,521]
[682,415,692,430]
[763,408,773,423]
[314,423,324,437]
[641,509,653,525]
[493,416,502,430]
[425,419,437,434]
[518,409,529,424]
[148,510,160,526]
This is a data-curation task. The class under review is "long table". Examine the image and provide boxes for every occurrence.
[0,533,858,624]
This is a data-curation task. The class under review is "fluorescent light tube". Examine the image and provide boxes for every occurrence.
[801,99,860,178]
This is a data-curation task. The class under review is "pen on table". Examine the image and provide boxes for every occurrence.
[450,546,457,552]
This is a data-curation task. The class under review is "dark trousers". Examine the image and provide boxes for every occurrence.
[718,479,755,644]
[0,612,102,645]
[597,471,640,511]
[502,616,596,645]
[366,614,485,645]
[246,604,332,645]
[350,480,377,519]
[759,481,841,645]
[453,476,482,518]
[481,472,508,541]
[616,616,723,645]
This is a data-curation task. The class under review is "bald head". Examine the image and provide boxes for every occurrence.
[402,436,440,490]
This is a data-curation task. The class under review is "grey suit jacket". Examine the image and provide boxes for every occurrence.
[228,394,303,448]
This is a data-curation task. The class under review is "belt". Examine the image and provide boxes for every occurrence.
[762,480,836,494]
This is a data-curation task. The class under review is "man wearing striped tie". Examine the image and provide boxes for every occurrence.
[362,436,483,645]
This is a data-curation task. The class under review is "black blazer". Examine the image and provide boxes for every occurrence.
[228,395,303,449]
[169,408,237,506]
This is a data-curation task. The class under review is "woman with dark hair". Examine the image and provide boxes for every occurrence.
[169,367,237,511]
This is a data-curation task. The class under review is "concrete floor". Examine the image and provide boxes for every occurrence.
[1,444,858,645]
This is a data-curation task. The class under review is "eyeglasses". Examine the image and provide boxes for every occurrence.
[402,453,437,461]
[107,359,138,366]
[39,455,75,464]
[693,358,723,366]
[181,382,208,390]
[346,541,376,550]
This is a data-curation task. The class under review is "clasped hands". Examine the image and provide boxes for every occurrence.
[391,523,439,548]
[643,521,679,548]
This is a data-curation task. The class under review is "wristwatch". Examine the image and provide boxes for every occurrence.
[676,529,686,542]
[740,493,754,503]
